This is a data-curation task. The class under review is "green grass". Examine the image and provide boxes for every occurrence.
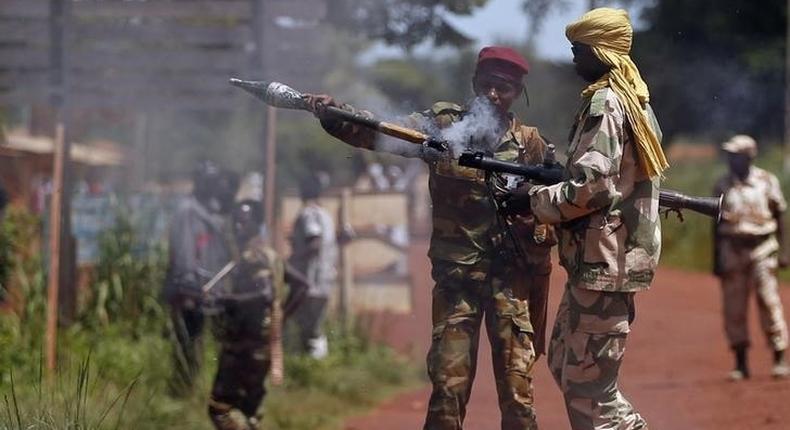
[0,207,422,430]
[0,320,422,430]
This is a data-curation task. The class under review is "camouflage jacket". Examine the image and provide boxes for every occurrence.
[714,166,786,237]
[529,88,662,292]
[323,101,552,267]
[213,236,284,345]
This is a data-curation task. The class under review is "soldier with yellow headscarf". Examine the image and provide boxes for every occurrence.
[508,7,665,430]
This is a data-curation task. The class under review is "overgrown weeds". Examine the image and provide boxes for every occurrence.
[0,204,420,430]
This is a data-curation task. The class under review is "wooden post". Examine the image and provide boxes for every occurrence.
[45,123,65,374]
[45,0,70,375]
[264,106,277,236]
[338,187,353,330]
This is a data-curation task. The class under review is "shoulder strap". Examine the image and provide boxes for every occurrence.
[517,125,547,164]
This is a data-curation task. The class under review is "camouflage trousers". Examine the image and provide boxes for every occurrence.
[548,285,648,430]
[208,340,271,430]
[719,244,789,351]
[424,259,537,430]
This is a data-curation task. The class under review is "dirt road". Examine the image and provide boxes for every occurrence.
[346,241,790,430]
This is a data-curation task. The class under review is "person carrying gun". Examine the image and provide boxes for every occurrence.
[207,199,308,430]
[304,46,554,430]
[503,8,666,430]
[164,162,239,395]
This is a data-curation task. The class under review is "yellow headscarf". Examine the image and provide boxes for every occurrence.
[566,8,668,178]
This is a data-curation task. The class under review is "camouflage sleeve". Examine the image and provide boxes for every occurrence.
[529,97,626,224]
[320,103,378,151]
[321,103,441,161]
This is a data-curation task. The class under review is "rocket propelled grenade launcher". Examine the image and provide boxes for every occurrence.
[229,78,448,151]
[458,151,723,221]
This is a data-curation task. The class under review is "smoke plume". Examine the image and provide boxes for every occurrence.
[371,97,507,160]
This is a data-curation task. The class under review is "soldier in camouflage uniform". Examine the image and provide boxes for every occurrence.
[713,134,790,381]
[208,200,308,430]
[510,8,669,430]
[305,46,554,430]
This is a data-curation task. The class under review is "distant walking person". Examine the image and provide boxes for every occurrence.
[208,199,308,430]
[289,171,338,359]
[713,134,790,380]
[164,161,239,394]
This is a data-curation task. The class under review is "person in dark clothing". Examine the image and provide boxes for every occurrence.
[208,199,308,430]
[164,161,239,395]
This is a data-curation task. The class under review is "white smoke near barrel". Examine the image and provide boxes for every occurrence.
[371,96,506,160]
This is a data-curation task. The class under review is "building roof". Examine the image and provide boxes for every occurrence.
[1,129,125,166]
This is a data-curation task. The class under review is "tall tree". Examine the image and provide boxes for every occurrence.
[326,0,489,50]
[521,0,639,46]
[634,0,786,142]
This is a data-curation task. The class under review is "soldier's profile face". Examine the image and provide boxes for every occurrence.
[473,71,521,114]
[571,42,610,83]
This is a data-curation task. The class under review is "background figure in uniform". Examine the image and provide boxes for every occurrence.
[510,8,668,430]
[163,161,239,394]
[208,199,308,430]
[305,45,554,430]
[713,134,790,380]
[289,171,338,359]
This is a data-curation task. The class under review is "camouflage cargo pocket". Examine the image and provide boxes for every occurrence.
[506,315,536,376]
[426,322,447,382]
[427,319,477,384]
[582,213,627,273]
[569,287,631,335]
[563,331,627,386]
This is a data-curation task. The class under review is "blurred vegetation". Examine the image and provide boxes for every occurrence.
[635,0,787,143]
[0,207,421,430]
[80,212,167,335]
[6,0,786,187]
[326,0,490,50]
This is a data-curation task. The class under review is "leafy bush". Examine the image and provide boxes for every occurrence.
[0,205,420,429]
[81,210,167,335]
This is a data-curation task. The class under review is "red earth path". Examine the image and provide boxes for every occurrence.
[346,240,790,430]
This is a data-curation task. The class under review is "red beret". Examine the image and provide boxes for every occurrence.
[476,46,530,79]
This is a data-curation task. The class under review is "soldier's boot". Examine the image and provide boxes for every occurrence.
[209,402,248,430]
[771,349,790,378]
[246,416,261,430]
[728,345,750,381]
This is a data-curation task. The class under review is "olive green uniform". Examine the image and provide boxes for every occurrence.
[322,101,553,430]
